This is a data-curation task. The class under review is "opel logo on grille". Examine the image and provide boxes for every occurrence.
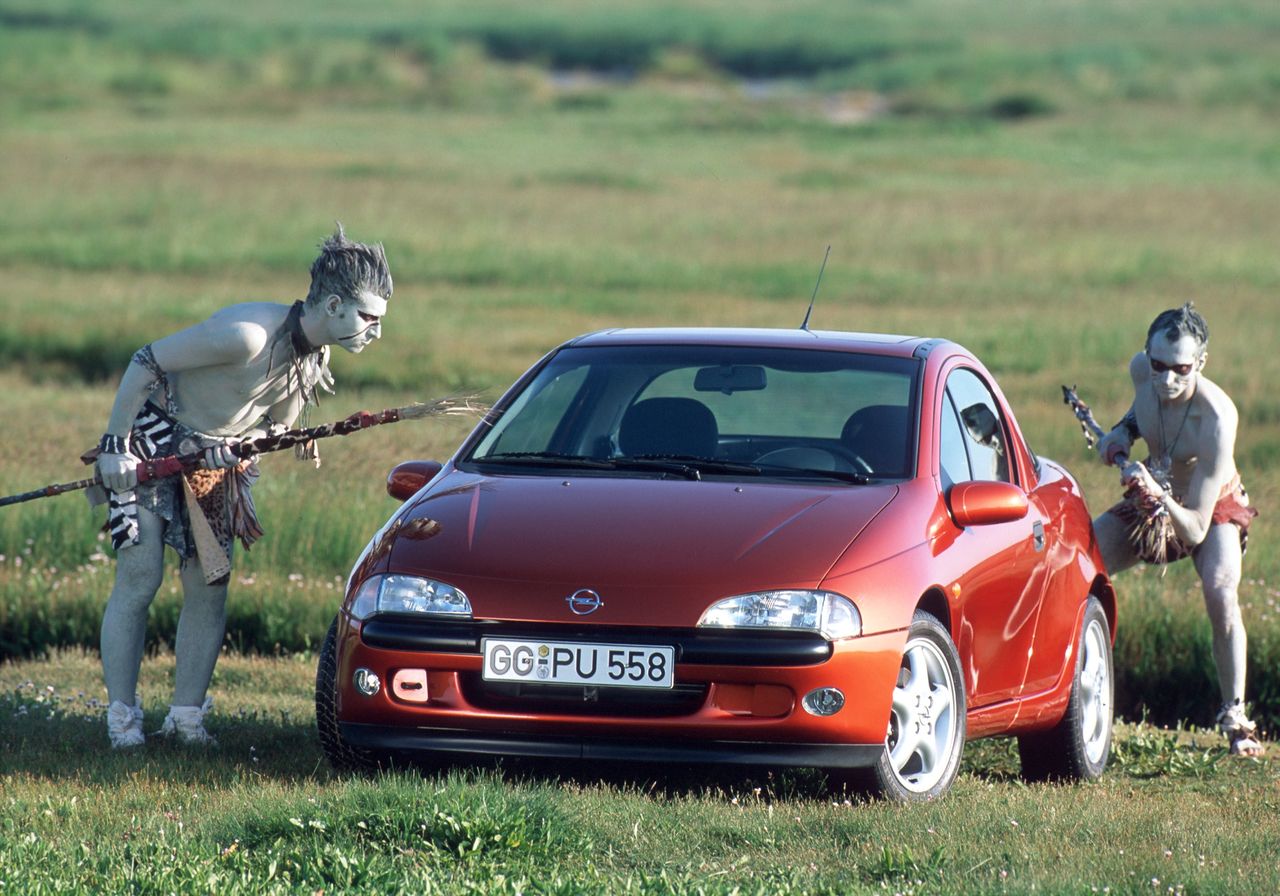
[565,588,604,615]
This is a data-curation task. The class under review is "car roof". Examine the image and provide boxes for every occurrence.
[566,327,955,360]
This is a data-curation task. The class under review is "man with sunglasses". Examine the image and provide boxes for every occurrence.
[92,225,392,749]
[1094,303,1262,756]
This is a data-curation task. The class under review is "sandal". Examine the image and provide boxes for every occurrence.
[1217,701,1265,757]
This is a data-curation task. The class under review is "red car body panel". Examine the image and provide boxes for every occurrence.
[388,476,896,623]
[326,328,1114,769]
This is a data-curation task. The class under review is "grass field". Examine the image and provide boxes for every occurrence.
[3,650,1278,894]
[2,0,1280,891]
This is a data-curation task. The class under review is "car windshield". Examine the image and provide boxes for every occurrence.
[464,344,920,482]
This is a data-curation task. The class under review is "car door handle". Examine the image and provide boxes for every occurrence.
[1032,520,1045,552]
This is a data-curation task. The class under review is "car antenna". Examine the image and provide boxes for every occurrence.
[800,245,831,331]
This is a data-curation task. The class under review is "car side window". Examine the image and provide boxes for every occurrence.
[938,392,970,489]
[944,368,1011,483]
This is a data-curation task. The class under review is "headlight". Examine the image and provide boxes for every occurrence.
[349,574,472,621]
[697,590,861,640]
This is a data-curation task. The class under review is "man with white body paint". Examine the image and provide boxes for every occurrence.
[1094,303,1262,756]
[94,225,391,748]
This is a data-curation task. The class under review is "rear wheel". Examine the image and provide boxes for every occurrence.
[1018,597,1113,782]
[834,611,966,801]
[315,616,382,772]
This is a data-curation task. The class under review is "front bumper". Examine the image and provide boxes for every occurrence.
[341,723,885,768]
[333,613,908,762]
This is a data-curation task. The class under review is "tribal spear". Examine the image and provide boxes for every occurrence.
[0,396,487,509]
[1061,384,1126,464]
[1061,384,1175,563]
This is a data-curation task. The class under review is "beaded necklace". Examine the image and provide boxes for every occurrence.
[1150,381,1193,489]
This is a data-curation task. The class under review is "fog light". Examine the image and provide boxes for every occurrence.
[802,687,845,716]
[353,667,381,697]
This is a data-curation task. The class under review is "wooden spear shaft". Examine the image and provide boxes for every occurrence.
[0,397,485,509]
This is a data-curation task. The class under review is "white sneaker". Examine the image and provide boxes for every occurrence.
[107,697,145,749]
[156,696,217,746]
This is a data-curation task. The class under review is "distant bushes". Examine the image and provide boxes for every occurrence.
[454,18,905,80]
[4,1,1276,120]
[4,554,1277,734]
[0,563,339,661]
[0,329,131,382]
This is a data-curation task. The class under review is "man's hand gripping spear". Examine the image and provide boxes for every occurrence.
[0,397,487,509]
[1061,385,1176,564]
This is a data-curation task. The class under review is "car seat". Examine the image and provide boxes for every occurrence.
[618,397,719,458]
[841,404,909,476]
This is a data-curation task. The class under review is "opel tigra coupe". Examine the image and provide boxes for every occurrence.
[317,328,1116,800]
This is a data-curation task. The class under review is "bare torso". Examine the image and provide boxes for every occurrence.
[1126,350,1239,519]
[107,301,319,440]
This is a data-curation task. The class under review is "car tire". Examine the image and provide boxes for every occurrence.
[1018,597,1113,783]
[315,616,382,772]
[834,611,967,801]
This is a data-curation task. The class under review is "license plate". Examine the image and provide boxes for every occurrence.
[481,638,675,689]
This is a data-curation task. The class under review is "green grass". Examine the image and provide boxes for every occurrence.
[2,651,1278,895]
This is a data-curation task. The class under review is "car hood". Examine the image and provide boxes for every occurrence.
[381,472,897,618]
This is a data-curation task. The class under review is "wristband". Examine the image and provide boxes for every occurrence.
[1114,410,1139,442]
[98,433,130,456]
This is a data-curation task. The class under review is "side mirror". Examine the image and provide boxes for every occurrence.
[386,460,443,501]
[946,480,1028,527]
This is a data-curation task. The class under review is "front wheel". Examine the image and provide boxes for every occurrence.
[315,616,382,772]
[834,611,966,801]
[1018,597,1113,782]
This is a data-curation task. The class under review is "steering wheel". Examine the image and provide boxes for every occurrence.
[827,445,875,476]
[754,446,873,476]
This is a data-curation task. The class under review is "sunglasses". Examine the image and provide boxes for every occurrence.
[1148,357,1195,376]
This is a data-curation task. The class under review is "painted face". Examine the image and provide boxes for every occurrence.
[326,290,388,354]
[1146,332,1203,400]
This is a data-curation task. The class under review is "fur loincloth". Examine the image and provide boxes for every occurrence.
[1107,474,1258,565]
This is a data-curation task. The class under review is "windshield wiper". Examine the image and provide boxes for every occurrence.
[614,455,764,481]
[754,464,870,484]
[474,452,765,482]
[474,452,615,470]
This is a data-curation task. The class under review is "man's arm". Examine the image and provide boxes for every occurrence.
[1097,403,1138,465]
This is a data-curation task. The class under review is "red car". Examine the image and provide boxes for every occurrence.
[316,328,1116,800]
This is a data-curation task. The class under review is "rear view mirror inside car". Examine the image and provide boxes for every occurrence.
[694,364,767,394]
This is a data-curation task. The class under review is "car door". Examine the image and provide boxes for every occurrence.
[938,367,1050,708]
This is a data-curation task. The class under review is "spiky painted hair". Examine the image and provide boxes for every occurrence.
[305,223,393,307]
[1146,301,1208,351]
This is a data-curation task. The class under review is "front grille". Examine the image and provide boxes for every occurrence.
[459,673,708,718]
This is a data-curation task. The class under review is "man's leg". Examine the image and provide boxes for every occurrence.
[154,557,228,745]
[172,559,229,708]
[1092,510,1141,576]
[1193,524,1247,704]
[100,506,166,746]
[101,507,166,704]
[1193,523,1262,755]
